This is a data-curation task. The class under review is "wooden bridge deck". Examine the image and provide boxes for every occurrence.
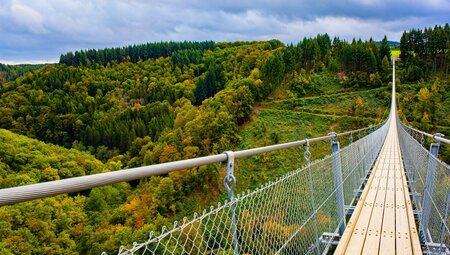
[334,116,422,254]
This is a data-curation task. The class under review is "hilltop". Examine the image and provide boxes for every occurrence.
[0,63,45,84]
[375,40,400,47]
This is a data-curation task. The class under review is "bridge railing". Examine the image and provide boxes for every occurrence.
[0,124,381,207]
[398,120,450,254]
[0,118,387,255]
[106,120,389,255]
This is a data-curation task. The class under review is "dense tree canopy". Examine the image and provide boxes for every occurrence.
[3,31,446,254]
[59,41,215,67]
[0,63,43,84]
[400,23,450,81]
[1,41,282,156]
[397,24,450,164]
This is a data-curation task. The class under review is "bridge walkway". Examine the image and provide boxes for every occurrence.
[334,112,422,254]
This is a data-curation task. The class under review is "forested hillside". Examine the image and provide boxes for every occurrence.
[59,41,216,67]
[0,24,448,254]
[0,129,125,254]
[0,63,44,84]
[397,24,450,162]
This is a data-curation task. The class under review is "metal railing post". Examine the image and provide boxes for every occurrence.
[349,134,358,194]
[356,131,365,182]
[439,191,450,253]
[223,151,238,255]
[421,134,441,240]
[304,140,321,255]
[329,132,346,235]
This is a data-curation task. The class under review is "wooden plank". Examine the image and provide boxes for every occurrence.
[335,119,422,254]
[345,169,384,254]
[395,151,413,255]
[379,150,397,254]
[337,122,395,254]
[398,148,422,255]
[361,159,389,253]
[334,143,387,254]
[405,190,422,255]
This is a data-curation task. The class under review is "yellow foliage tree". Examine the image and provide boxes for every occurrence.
[422,112,431,123]
[353,96,364,115]
[355,96,364,107]
[417,87,431,102]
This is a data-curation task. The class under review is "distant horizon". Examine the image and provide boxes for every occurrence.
[1,59,58,65]
[1,37,401,65]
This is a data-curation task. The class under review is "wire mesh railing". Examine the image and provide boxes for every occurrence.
[398,120,450,254]
[109,121,389,255]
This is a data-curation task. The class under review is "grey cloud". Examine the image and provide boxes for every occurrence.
[158,0,449,20]
[0,0,448,63]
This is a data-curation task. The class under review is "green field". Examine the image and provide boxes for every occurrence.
[235,73,390,192]
[391,49,400,58]
[264,87,390,119]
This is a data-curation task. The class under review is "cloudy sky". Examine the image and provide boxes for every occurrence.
[0,0,449,64]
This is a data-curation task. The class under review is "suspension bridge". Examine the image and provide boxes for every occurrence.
[334,69,421,254]
[0,61,448,254]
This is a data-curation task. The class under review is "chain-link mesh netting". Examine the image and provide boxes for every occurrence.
[398,121,449,253]
[107,123,388,255]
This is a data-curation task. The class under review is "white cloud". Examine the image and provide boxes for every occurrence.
[349,0,383,7]
[9,0,46,33]
[281,16,393,41]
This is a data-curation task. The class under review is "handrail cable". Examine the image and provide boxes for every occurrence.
[0,122,383,206]
[401,123,450,144]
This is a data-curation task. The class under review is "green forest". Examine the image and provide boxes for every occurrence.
[0,24,448,254]
[0,64,44,84]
